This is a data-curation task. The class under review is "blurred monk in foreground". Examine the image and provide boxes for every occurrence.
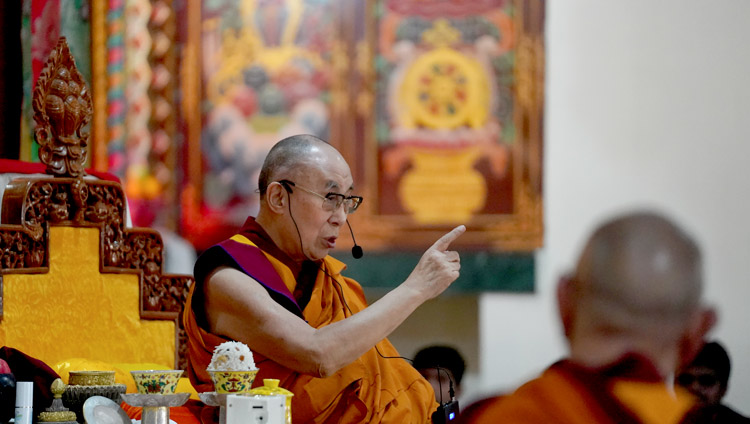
[463,211,717,423]
[184,134,465,423]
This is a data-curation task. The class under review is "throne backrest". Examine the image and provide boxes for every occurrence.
[0,37,193,370]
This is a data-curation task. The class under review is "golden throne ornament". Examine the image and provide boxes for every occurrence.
[0,37,194,371]
[33,37,93,179]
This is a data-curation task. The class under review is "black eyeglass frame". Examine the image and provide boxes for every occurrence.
[278,180,363,214]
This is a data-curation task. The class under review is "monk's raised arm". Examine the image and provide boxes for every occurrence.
[204,225,466,377]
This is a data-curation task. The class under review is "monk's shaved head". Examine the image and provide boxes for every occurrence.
[571,212,703,339]
[258,134,336,195]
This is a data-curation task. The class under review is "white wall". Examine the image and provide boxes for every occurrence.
[479,0,750,413]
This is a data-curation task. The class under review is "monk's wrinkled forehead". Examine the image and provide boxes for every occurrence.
[259,134,354,193]
[294,145,353,190]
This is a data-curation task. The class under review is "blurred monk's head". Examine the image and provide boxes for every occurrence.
[413,345,466,403]
[557,211,716,376]
[676,341,731,405]
[256,135,357,262]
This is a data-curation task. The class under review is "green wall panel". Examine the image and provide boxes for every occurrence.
[332,251,534,293]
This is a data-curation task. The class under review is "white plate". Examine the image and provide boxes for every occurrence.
[82,395,131,424]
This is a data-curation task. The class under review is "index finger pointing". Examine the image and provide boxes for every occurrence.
[432,225,466,251]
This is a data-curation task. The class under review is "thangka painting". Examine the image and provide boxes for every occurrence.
[179,0,544,250]
[91,0,543,251]
[181,0,343,249]
[350,0,544,250]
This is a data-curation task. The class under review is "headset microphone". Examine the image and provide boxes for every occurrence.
[346,220,364,259]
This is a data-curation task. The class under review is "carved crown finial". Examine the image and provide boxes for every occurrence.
[32,36,93,178]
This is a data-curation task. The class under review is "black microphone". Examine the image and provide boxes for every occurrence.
[346,220,364,259]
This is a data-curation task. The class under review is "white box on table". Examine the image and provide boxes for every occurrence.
[226,394,285,424]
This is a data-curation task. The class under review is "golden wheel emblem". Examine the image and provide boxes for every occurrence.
[400,47,489,130]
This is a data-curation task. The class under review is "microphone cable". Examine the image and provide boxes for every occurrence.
[284,186,457,402]
[323,260,459,408]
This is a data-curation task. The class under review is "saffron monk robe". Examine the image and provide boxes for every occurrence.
[184,135,466,423]
[460,354,704,424]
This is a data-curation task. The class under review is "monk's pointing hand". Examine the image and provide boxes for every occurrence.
[405,225,466,300]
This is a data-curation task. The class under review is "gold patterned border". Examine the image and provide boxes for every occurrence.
[182,0,202,201]
[90,0,108,172]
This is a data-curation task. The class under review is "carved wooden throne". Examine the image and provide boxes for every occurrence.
[0,37,193,371]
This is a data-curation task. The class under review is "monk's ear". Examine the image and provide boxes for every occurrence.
[557,274,576,339]
[678,306,718,370]
[265,182,288,214]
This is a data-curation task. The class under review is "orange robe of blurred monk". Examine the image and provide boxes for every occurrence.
[183,218,437,423]
[462,355,699,424]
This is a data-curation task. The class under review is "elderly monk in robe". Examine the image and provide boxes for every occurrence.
[184,134,465,423]
[463,211,717,424]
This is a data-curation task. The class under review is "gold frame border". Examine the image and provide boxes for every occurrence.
[90,0,107,172]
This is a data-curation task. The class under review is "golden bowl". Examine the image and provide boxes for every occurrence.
[130,370,183,395]
[208,370,258,394]
[68,370,116,386]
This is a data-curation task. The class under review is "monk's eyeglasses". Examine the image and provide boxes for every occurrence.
[278,180,363,214]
